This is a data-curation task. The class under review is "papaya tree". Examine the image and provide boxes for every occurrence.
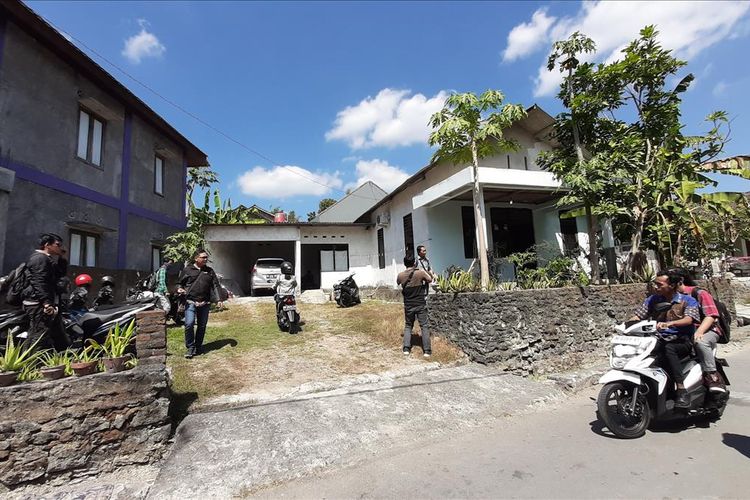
[429,90,526,289]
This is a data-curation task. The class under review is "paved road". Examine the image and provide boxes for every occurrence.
[257,347,750,499]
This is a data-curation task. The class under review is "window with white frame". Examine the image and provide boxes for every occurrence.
[76,109,105,166]
[320,245,349,272]
[154,155,165,195]
[69,230,98,267]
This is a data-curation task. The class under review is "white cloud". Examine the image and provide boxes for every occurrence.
[712,81,728,97]
[122,19,166,64]
[502,8,556,62]
[501,1,750,97]
[345,159,410,193]
[236,165,343,198]
[326,88,448,149]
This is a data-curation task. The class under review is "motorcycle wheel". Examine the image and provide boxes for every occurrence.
[597,382,651,439]
[277,313,289,332]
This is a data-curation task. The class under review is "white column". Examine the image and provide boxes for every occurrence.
[294,238,302,295]
[476,186,489,252]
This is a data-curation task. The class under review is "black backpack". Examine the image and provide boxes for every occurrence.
[691,287,731,344]
[2,262,29,306]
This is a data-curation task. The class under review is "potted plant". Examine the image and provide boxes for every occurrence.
[0,336,42,387]
[89,321,137,373]
[39,349,72,380]
[70,344,100,376]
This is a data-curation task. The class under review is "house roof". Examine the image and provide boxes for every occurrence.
[2,0,209,168]
[357,104,556,221]
[314,181,387,223]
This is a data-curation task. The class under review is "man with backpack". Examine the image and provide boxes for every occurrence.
[668,268,728,393]
[21,233,67,351]
[397,254,433,357]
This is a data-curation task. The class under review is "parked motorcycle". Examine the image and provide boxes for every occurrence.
[597,309,730,439]
[275,294,300,333]
[333,273,361,308]
[0,300,156,353]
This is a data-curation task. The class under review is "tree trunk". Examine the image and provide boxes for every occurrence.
[568,71,599,284]
[585,204,600,283]
[624,213,646,280]
[471,142,490,290]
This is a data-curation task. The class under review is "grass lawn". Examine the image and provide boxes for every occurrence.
[167,300,463,418]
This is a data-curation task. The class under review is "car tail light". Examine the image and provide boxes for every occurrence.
[252,266,256,274]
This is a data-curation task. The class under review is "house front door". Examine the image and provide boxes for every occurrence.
[490,208,535,258]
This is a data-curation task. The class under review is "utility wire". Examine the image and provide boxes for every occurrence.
[45,19,384,203]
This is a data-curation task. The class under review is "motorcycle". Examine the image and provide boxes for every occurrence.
[597,308,730,439]
[333,273,361,308]
[0,300,156,353]
[275,294,300,333]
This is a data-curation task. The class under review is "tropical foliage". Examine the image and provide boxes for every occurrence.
[429,90,527,289]
[538,26,750,280]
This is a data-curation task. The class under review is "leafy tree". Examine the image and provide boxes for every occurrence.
[318,198,337,212]
[429,90,527,289]
[544,32,602,282]
[164,189,266,263]
[306,211,317,222]
[186,167,219,215]
[287,210,298,223]
[539,26,748,280]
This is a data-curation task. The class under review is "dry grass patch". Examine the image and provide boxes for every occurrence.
[167,299,464,417]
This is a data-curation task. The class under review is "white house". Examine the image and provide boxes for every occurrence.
[205,105,593,294]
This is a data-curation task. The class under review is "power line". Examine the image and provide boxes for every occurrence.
[45,19,384,203]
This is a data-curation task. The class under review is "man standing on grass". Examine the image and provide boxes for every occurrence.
[177,249,222,359]
[416,244,438,295]
[397,254,433,357]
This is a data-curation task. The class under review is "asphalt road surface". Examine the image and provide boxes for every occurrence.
[257,346,750,499]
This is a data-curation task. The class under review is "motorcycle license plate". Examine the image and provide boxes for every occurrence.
[282,305,296,311]
[612,335,644,345]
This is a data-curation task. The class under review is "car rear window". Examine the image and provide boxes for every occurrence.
[256,260,283,268]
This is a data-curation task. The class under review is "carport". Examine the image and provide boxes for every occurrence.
[204,223,375,296]
[205,225,299,295]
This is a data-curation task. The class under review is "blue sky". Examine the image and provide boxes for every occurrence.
[27,0,750,217]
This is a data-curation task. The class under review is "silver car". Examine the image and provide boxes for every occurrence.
[250,258,284,296]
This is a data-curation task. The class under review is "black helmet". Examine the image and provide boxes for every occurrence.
[101,275,115,286]
[280,261,293,275]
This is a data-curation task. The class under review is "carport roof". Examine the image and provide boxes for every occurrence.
[204,222,373,228]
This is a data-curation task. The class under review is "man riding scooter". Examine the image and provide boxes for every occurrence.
[629,271,701,408]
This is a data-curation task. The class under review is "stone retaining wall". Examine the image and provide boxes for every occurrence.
[427,278,736,375]
[0,310,170,490]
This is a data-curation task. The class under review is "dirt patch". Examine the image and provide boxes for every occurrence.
[167,300,465,412]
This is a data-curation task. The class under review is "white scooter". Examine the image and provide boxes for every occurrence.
[597,309,730,439]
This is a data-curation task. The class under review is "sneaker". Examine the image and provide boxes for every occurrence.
[674,389,690,408]
[707,372,727,393]
[423,352,432,358]
[184,351,194,359]
[402,348,410,355]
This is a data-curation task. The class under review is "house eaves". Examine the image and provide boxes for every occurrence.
[358,104,557,221]
[2,0,209,168]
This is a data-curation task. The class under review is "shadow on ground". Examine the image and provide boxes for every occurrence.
[723,433,750,459]
[202,338,238,354]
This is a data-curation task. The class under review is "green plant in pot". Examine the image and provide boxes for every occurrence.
[89,321,137,373]
[0,336,43,387]
[39,349,72,381]
[70,344,101,377]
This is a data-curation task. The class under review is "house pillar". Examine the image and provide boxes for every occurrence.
[0,167,15,273]
[294,238,301,295]
[476,186,489,256]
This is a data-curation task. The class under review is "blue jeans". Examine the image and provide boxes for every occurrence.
[184,301,210,353]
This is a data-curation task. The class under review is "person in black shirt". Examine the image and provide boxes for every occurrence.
[21,233,66,351]
[177,249,223,358]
